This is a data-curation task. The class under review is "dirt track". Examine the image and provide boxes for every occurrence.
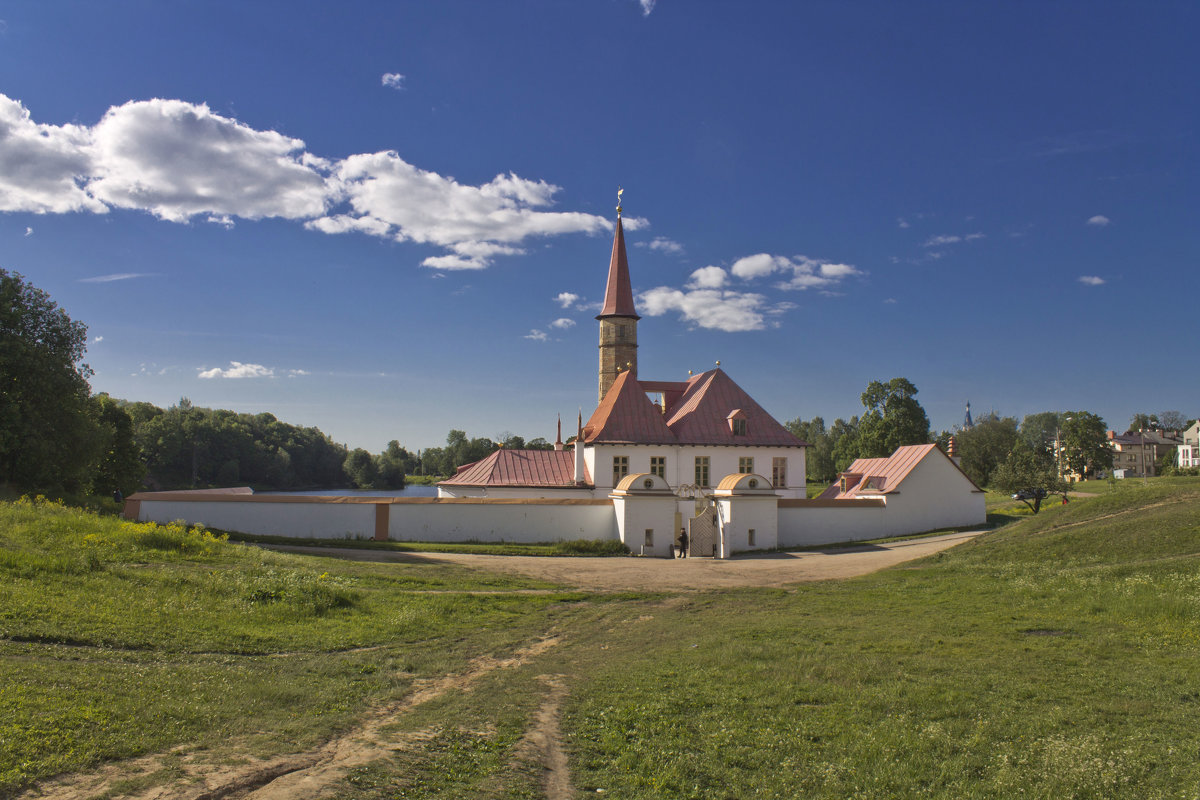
[262,530,983,591]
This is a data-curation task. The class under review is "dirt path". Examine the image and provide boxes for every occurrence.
[263,530,983,591]
[23,637,562,800]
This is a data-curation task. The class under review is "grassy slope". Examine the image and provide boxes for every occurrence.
[4,480,1200,798]
[560,480,1200,799]
[0,499,591,794]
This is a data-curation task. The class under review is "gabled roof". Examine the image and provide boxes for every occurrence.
[595,216,639,320]
[438,448,590,488]
[818,443,982,499]
[663,368,804,447]
[584,370,677,444]
[584,367,805,448]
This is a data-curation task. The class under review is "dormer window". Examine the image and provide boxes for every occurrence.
[727,409,748,436]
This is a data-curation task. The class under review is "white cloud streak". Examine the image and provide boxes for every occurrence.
[549,318,575,330]
[0,92,614,271]
[1078,275,1105,286]
[638,0,657,15]
[524,329,549,342]
[554,291,580,308]
[1086,215,1111,227]
[381,73,405,90]
[198,361,277,379]
[637,236,684,255]
[78,272,156,283]
[922,233,985,247]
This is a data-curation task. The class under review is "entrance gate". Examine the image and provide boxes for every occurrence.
[686,501,719,558]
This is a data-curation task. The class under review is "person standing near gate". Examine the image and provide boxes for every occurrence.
[677,527,688,558]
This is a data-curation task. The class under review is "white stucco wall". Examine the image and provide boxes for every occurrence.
[612,494,678,557]
[436,486,595,500]
[717,495,779,554]
[863,454,986,535]
[777,500,889,547]
[134,496,378,539]
[387,499,617,543]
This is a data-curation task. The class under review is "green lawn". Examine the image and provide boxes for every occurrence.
[4,483,1200,798]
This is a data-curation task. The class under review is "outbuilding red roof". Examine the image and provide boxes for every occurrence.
[596,216,639,320]
[818,443,982,499]
[438,448,591,488]
[585,367,805,448]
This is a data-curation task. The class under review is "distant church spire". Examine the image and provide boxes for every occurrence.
[963,401,974,430]
[596,188,639,402]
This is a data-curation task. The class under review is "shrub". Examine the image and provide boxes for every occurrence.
[550,539,630,556]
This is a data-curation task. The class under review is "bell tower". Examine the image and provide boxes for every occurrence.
[597,190,639,402]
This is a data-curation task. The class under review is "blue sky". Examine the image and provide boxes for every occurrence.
[2,1,1197,451]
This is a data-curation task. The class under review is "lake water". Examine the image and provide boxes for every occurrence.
[259,486,439,498]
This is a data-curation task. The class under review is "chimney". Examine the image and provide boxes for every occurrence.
[554,415,563,451]
[573,412,585,484]
[947,435,962,466]
[1107,430,1116,440]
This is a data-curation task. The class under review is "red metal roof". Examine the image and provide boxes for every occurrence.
[596,216,639,320]
[438,448,591,488]
[584,367,805,448]
[584,370,677,444]
[818,443,981,499]
[663,369,805,447]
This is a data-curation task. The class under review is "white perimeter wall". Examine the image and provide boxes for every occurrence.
[134,497,378,539]
[387,501,616,543]
[132,495,618,544]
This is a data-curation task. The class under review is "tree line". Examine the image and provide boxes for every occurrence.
[0,270,548,496]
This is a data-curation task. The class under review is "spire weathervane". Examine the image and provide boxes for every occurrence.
[616,187,623,217]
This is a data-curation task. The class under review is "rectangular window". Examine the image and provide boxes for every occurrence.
[695,456,710,488]
[612,455,629,485]
[772,457,788,488]
[644,529,654,547]
[732,418,747,436]
[650,456,666,478]
[748,528,756,546]
[739,457,754,474]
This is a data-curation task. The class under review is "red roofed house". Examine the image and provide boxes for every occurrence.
[439,205,807,509]
[816,443,985,537]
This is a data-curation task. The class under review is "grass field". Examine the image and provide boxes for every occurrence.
[3,480,1200,798]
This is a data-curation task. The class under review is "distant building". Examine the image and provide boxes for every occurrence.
[1107,428,1181,478]
[1177,422,1200,468]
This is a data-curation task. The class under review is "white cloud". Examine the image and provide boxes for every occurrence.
[730,253,862,291]
[198,361,275,379]
[639,286,770,332]
[638,0,656,15]
[0,92,614,272]
[1086,215,1111,227]
[554,292,580,308]
[24,226,32,236]
[312,153,610,269]
[922,232,985,247]
[78,272,155,283]
[1078,275,1105,286]
[381,73,406,90]
[897,218,910,229]
[638,236,684,255]
[0,95,105,214]
[688,265,728,289]
[287,369,309,377]
[549,318,575,330]
[524,329,549,342]
[883,298,897,304]
[88,99,331,223]
[91,335,103,344]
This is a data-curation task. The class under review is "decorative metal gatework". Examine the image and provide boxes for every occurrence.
[686,500,719,558]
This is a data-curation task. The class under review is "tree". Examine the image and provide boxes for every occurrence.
[1130,412,1160,432]
[830,416,861,473]
[1018,411,1065,454]
[854,378,930,459]
[90,394,145,497]
[785,416,840,483]
[0,270,100,492]
[1059,411,1113,479]
[955,416,1019,488]
[343,448,378,489]
[991,441,1067,513]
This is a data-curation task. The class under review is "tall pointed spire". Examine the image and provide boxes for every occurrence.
[597,188,640,402]
[596,190,639,320]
